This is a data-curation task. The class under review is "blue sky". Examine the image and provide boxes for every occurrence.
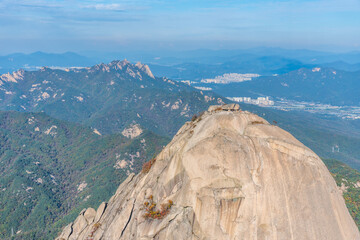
[0,0,359,54]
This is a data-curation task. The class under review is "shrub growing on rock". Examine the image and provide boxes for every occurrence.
[88,222,102,239]
[191,114,198,121]
[143,196,173,220]
[142,158,156,174]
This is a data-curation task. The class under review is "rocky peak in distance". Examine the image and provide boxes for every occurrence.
[87,59,155,79]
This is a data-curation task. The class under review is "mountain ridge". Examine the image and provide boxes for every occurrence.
[0,60,226,137]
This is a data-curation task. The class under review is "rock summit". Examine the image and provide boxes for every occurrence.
[57,104,359,240]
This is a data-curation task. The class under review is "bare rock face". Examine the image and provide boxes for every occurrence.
[57,105,360,240]
[121,123,143,139]
[135,62,155,79]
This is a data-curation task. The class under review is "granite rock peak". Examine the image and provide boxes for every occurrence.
[57,104,359,240]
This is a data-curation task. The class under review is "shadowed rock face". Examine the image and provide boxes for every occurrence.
[57,104,360,240]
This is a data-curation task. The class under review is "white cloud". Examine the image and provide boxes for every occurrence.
[84,3,125,11]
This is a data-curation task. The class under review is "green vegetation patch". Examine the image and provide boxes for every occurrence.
[0,111,169,239]
[323,158,360,229]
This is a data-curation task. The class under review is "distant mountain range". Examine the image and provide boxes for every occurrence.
[1,48,360,76]
[148,54,360,81]
[81,47,360,65]
[148,56,314,80]
[0,60,226,137]
[0,52,97,74]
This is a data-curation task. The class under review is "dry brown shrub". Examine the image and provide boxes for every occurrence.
[142,158,156,174]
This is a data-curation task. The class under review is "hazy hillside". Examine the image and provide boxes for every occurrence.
[0,111,168,239]
[209,67,360,106]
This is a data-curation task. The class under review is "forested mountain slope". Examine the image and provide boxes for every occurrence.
[0,111,168,239]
